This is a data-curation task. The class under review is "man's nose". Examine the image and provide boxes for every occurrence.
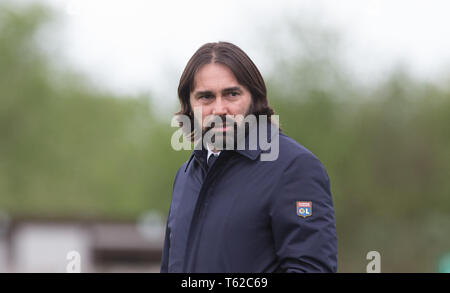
[212,96,228,115]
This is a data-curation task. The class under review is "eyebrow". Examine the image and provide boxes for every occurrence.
[222,86,242,94]
[194,86,243,98]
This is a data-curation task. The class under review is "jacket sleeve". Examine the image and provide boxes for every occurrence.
[269,152,337,272]
[160,209,171,273]
[160,166,183,273]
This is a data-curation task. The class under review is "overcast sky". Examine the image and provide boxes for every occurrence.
[19,0,450,109]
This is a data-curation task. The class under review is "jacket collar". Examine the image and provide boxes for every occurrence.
[184,120,280,172]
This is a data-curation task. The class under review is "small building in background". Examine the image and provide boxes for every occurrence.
[0,212,165,273]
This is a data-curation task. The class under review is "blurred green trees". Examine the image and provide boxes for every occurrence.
[0,4,185,219]
[1,4,449,272]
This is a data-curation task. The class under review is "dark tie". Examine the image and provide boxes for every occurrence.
[207,153,219,171]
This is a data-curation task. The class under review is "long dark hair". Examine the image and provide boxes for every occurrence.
[176,42,276,141]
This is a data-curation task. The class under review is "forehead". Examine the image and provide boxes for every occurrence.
[193,63,240,91]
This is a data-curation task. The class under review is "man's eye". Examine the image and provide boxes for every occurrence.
[200,95,213,99]
[230,92,239,97]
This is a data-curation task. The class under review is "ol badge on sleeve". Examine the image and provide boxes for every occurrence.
[296,201,312,218]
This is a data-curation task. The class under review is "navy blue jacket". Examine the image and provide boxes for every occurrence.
[161,122,337,273]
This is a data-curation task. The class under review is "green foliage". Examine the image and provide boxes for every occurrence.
[0,4,186,219]
[1,3,449,272]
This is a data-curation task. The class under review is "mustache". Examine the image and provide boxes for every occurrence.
[204,115,237,132]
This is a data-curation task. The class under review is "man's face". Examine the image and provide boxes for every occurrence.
[189,63,252,147]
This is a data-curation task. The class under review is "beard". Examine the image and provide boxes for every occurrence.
[201,104,254,151]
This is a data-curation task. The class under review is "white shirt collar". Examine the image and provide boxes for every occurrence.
[206,144,221,160]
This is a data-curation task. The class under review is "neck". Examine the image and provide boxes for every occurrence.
[207,144,220,153]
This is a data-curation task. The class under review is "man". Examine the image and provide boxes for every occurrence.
[161,42,337,273]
